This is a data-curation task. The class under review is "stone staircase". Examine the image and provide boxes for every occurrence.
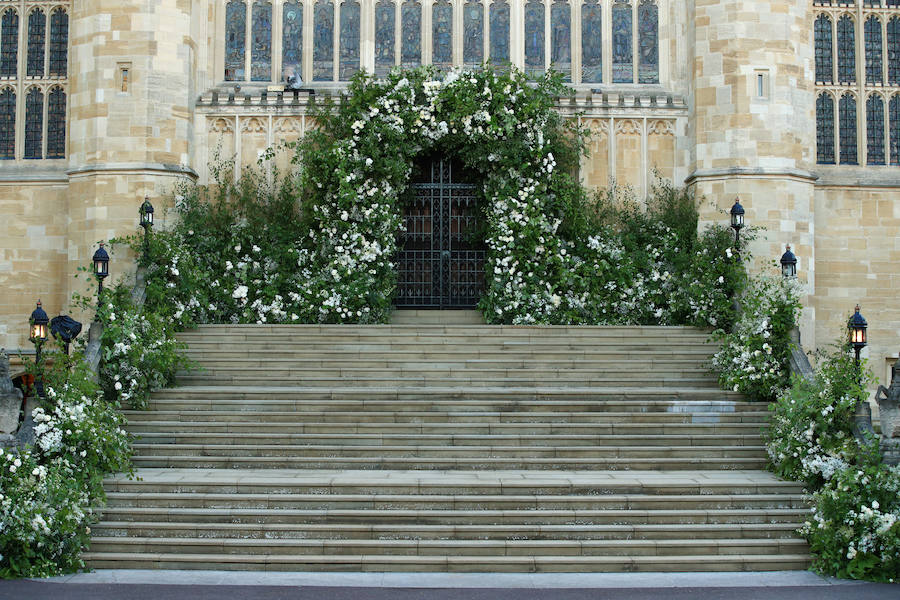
[85,319,810,572]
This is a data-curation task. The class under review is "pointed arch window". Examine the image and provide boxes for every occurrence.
[524,0,544,76]
[837,16,856,84]
[612,1,633,83]
[282,1,302,82]
[0,87,14,159]
[890,95,900,165]
[401,0,421,67]
[49,8,67,77]
[313,0,334,80]
[24,87,42,159]
[889,17,900,84]
[27,9,45,77]
[463,1,484,66]
[839,93,858,165]
[251,1,272,81]
[47,86,65,158]
[867,95,886,165]
[550,1,571,81]
[865,16,883,84]
[1,9,17,78]
[815,15,833,83]
[225,0,246,81]
[817,93,836,165]
[375,0,395,76]
[339,0,360,80]
[433,0,452,69]
[638,0,658,84]
[581,0,602,83]
[489,1,510,63]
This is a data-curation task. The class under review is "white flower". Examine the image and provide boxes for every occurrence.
[232,285,249,300]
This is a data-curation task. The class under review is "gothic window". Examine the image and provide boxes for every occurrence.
[27,8,45,77]
[489,1,510,63]
[339,0,360,80]
[49,8,67,77]
[282,1,302,82]
[612,0,632,83]
[865,15,883,84]
[837,15,856,84]
[463,1,484,66]
[375,0,394,76]
[225,0,246,81]
[313,0,334,80]
[889,17,900,84]
[432,0,452,69]
[890,95,900,165]
[47,86,64,158]
[817,93,836,165]
[401,0,421,67]
[815,14,833,83]
[581,0,602,83]
[1,9,17,78]
[24,87,41,159]
[251,1,272,81]
[550,1,571,81]
[839,93,858,164]
[0,87,13,159]
[867,94,885,164]
[638,0,658,84]
[524,0,544,76]
[866,0,881,5]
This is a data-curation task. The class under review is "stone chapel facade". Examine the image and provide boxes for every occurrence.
[0,0,898,387]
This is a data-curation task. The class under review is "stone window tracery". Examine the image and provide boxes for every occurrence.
[1,9,18,78]
[817,92,836,165]
[867,93,886,164]
[46,84,64,158]
[0,87,14,159]
[463,1,483,66]
[839,93,858,164]
[374,0,394,75]
[26,8,45,77]
[23,86,41,158]
[837,15,856,84]
[816,15,833,83]
[890,94,900,164]
[865,15,882,84]
[48,7,66,77]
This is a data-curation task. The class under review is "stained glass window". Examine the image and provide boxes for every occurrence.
[638,0,658,83]
[890,95,900,165]
[225,0,246,81]
[839,93,858,165]
[817,94,835,165]
[282,1,302,83]
[889,17,900,84]
[581,0,602,83]
[837,15,856,84]
[339,0,360,80]
[1,9,17,78]
[865,16,883,85]
[815,15,833,83]
[49,8,67,77]
[47,86,65,158]
[551,1,571,81]
[867,94,885,165]
[313,1,334,81]
[524,0,544,76]
[612,1,632,83]
[27,9,45,77]
[251,1,271,81]
[433,0,452,69]
[0,88,13,159]
[463,1,483,66]
[401,1,421,67]
[375,0,395,76]
[24,87,42,158]
[489,1,509,63]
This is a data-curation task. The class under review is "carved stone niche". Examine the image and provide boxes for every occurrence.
[0,349,23,436]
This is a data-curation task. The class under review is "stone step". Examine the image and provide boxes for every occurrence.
[390,310,485,325]
[182,348,719,359]
[175,376,722,389]
[82,552,812,572]
[184,358,713,370]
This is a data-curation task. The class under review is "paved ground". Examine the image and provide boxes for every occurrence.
[0,571,896,600]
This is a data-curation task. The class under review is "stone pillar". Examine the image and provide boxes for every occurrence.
[687,0,816,349]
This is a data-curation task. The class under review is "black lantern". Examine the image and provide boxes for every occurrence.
[139,196,154,258]
[849,304,868,369]
[92,242,110,310]
[780,245,797,279]
[730,198,745,246]
[29,300,49,398]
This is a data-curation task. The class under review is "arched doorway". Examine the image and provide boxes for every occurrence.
[394,155,485,308]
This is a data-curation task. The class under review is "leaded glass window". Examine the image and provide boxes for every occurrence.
[612,1,632,83]
[489,1,510,63]
[890,95,900,165]
[550,1,571,81]
[463,1,483,66]
[251,1,272,81]
[225,0,246,81]
[524,0,544,76]
[432,0,452,69]
[867,94,885,165]
[0,87,13,159]
[313,0,334,80]
[47,86,64,158]
[282,1,302,82]
[1,9,17,78]
[24,87,41,158]
[889,17,900,84]
[815,15,833,83]
[27,9,45,77]
[339,0,360,80]
[49,8,67,77]
[817,93,836,165]
[839,93,858,165]
[837,15,856,84]
[401,1,421,67]
[375,0,394,76]
[865,16,883,84]
[581,0,602,83]
[638,0,658,84]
